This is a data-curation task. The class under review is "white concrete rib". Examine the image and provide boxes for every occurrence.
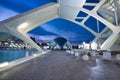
[0,0,120,51]
[0,3,59,51]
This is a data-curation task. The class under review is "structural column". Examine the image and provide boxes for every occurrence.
[101,29,120,50]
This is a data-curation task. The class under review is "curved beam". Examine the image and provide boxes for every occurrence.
[59,0,86,20]
[93,27,108,42]
[77,1,120,50]
[78,7,116,31]
[92,0,106,12]
[0,3,59,51]
[65,19,97,36]
[101,31,120,50]
[59,0,97,37]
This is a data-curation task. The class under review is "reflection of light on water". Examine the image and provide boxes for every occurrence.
[93,59,101,67]
[88,59,104,80]
[0,62,9,68]
[26,51,29,57]
[90,59,103,75]
[91,59,102,69]
[32,54,37,57]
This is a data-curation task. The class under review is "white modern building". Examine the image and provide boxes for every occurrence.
[0,0,120,80]
[0,0,120,51]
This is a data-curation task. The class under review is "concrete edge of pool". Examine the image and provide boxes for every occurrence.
[0,50,50,72]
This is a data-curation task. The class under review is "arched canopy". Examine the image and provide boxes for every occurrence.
[28,18,95,44]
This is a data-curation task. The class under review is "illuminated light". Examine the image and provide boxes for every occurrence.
[5,42,8,45]
[17,22,29,31]
[83,42,86,45]
[66,50,70,53]
[46,43,49,45]
[9,44,12,47]
[91,42,97,50]
[83,42,90,49]
[79,45,84,49]
[32,54,37,57]
[0,62,9,68]
[42,51,46,54]
[82,55,89,60]
[15,43,18,45]
[74,52,79,56]
[70,51,74,54]
[26,51,29,57]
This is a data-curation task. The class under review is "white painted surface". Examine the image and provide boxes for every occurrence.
[0,0,120,51]
[0,3,59,51]
[116,54,120,60]
[103,52,111,60]
[82,55,89,60]
[74,52,79,57]
[59,0,86,20]
[0,62,9,68]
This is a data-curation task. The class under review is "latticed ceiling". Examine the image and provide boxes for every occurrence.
[0,0,120,44]
[99,0,120,25]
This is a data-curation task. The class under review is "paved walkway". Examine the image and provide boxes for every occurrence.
[0,50,120,80]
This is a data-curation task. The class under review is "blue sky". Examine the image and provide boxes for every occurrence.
[0,0,105,44]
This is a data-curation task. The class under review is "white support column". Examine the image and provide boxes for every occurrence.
[5,24,42,52]
[114,0,119,26]
[101,30,120,50]
[13,33,43,52]
[0,3,59,51]
[77,3,120,50]
[59,0,120,50]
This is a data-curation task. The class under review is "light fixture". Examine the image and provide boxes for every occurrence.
[17,22,29,31]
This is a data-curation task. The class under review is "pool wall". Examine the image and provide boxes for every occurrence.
[0,51,48,72]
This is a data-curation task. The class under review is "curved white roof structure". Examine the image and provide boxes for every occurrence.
[0,0,120,51]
